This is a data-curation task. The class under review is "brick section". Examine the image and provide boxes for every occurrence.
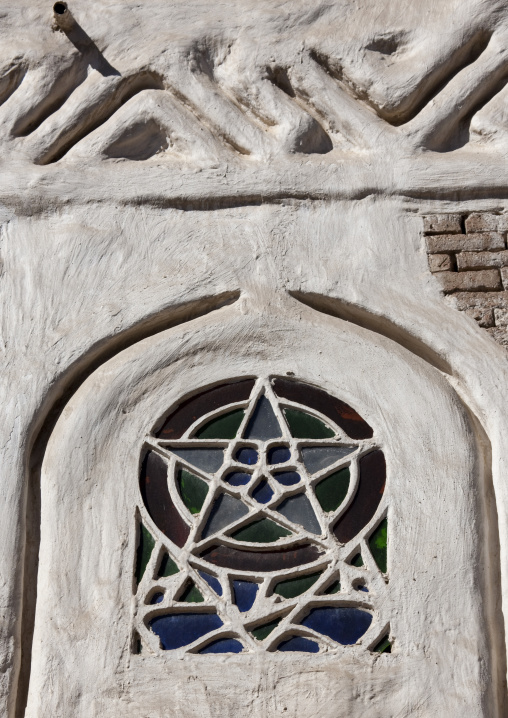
[426,232,504,253]
[464,213,499,233]
[423,212,508,349]
[423,214,463,234]
[428,253,453,272]
[436,270,501,293]
[456,250,508,271]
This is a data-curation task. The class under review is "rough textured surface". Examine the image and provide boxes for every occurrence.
[0,2,508,717]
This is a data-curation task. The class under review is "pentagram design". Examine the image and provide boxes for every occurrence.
[135,377,390,655]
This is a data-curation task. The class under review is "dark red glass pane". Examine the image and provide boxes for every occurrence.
[139,451,190,548]
[272,377,373,440]
[333,450,386,543]
[199,543,323,571]
[156,379,256,439]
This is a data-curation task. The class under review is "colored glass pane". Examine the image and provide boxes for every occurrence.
[140,451,190,548]
[301,606,372,644]
[251,617,282,641]
[236,447,258,465]
[267,446,291,464]
[283,408,335,439]
[149,613,223,650]
[157,378,255,439]
[158,552,179,577]
[334,450,386,543]
[373,636,392,653]
[135,522,155,586]
[355,582,368,592]
[301,446,355,474]
[199,638,243,654]
[324,579,341,594]
[277,636,319,653]
[244,396,282,440]
[194,408,245,439]
[369,518,388,573]
[350,553,364,567]
[177,468,208,515]
[169,447,224,474]
[199,543,323,571]
[198,570,223,596]
[272,471,300,486]
[150,592,164,604]
[231,518,292,543]
[251,479,274,504]
[315,467,350,513]
[233,580,259,612]
[179,581,204,603]
[272,377,373,440]
[276,493,321,534]
[273,571,321,598]
[201,493,249,538]
[225,471,251,486]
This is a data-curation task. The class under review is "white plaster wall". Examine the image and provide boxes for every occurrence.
[0,1,507,716]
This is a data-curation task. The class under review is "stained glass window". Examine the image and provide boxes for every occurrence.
[135,376,390,655]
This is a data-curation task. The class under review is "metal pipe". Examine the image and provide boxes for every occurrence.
[53,2,75,32]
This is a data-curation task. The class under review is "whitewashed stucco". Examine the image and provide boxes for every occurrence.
[1,1,508,716]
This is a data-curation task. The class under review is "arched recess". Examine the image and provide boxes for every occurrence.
[20,291,506,717]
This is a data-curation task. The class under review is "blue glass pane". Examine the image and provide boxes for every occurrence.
[170,448,224,474]
[233,580,259,612]
[301,446,355,474]
[277,636,319,653]
[356,584,369,592]
[300,607,372,645]
[276,493,321,534]
[236,447,259,465]
[244,396,282,440]
[252,479,274,504]
[272,471,300,486]
[150,613,224,650]
[150,592,164,604]
[225,471,251,486]
[201,493,249,538]
[199,638,244,654]
[268,446,291,464]
[198,570,223,596]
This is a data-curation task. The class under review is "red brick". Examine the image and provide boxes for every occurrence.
[428,253,453,272]
[423,214,462,234]
[435,269,501,293]
[464,213,499,233]
[426,232,505,253]
[456,250,508,271]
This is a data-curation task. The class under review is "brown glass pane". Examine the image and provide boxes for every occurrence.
[199,543,324,571]
[156,379,256,439]
[139,451,190,548]
[333,450,386,543]
[272,377,373,440]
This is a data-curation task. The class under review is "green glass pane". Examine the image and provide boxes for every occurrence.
[158,552,179,577]
[180,581,204,603]
[231,518,292,543]
[283,408,335,439]
[195,409,245,439]
[273,571,322,599]
[177,468,208,515]
[373,636,391,653]
[135,523,155,585]
[324,579,341,594]
[351,553,364,567]
[368,518,388,573]
[251,617,282,641]
[315,467,350,512]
